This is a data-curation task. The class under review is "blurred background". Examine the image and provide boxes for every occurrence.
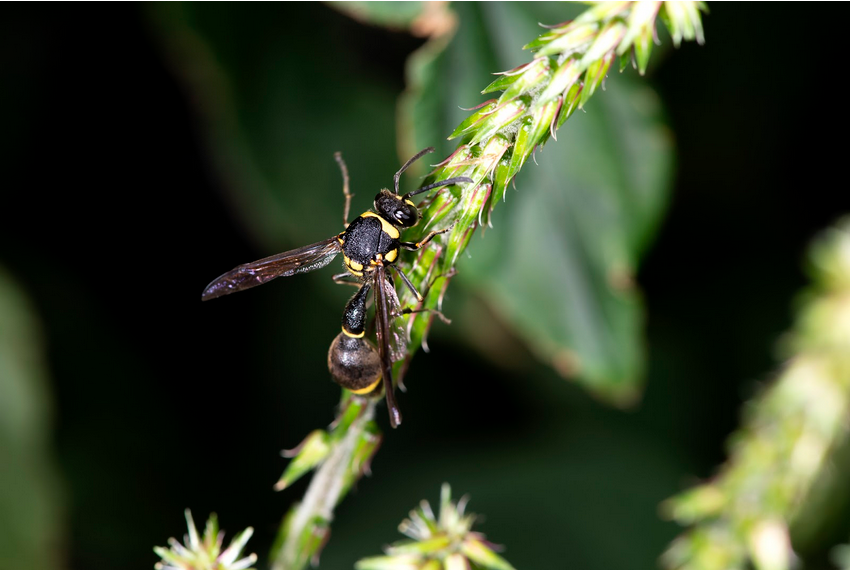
[1,2,848,570]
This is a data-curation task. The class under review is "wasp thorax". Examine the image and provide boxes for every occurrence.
[374,189,419,228]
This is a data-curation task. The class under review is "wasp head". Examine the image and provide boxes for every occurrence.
[374,189,420,228]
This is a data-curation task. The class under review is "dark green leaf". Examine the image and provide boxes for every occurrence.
[148,3,403,254]
[481,73,522,95]
[447,100,498,140]
[580,51,614,108]
[0,267,64,570]
[506,116,534,184]
[464,73,673,404]
[495,57,551,104]
[326,2,427,30]
[467,96,529,146]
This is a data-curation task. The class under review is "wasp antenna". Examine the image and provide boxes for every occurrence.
[404,176,474,200]
[335,151,353,226]
[394,147,435,195]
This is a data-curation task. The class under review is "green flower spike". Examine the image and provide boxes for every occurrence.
[661,218,850,570]
[356,484,516,570]
[274,430,332,492]
[154,510,256,570]
[400,1,708,391]
[273,3,708,567]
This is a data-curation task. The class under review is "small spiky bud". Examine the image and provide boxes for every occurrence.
[154,510,256,570]
[356,484,515,570]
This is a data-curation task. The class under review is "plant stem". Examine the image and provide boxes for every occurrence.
[272,399,377,570]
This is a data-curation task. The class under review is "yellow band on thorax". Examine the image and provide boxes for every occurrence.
[361,211,400,239]
[344,255,364,272]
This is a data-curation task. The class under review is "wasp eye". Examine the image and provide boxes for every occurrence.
[397,206,419,227]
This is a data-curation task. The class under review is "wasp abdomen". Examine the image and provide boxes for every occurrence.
[329,282,381,395]
[328,333,382,395]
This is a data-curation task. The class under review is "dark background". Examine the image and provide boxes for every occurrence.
[1,3,848,570]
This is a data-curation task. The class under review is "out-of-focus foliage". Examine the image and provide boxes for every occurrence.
[0,267,64,570]
[834,540,850,570]
[328,2,437,34]
[661,218,850,570]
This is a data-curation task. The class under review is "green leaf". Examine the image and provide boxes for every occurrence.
[447,100,499,140]
[580,51,614,108]
[481,72,521,95]
[473,74,672,404]
[0,266,65,570]
[326,2,428,30]
[147,3,404,253]
[387,536,453,555]
[495,57,551,104]
[556,82,584,129]
[536,57,581,106]
[466,96,529,146]
[402,3,576,159]
[529,22,598,57]
[400,3,673,403]
[633,28,655,75]
[355,554,421,570]
[461,538,517,570]
[274,430,331,491]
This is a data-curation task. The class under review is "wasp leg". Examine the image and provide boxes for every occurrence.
[396,265,456,355]
[400,225,453,252]
[332,272,362,288]
[334,151,352,228]
[388,266,453,324]
[399,305,451,325]
[389,264,457,310]
[400,220,457,252]
[391,265,424,302]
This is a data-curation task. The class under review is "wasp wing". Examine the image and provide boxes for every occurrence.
[378,272,408,364]
[373,264,403,428]
[202,237,342,301]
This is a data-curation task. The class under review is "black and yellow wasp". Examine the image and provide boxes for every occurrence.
[202,148,472,427]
